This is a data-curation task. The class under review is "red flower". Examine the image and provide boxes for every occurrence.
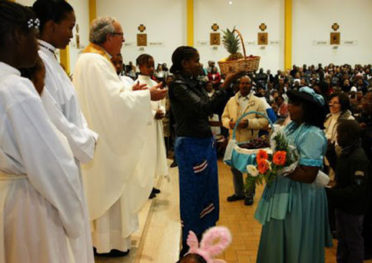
[256,150,268,162]
[257,159,270,174]
[273,151,287,166]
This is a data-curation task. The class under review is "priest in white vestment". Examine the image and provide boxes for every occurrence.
[73,17,167,255]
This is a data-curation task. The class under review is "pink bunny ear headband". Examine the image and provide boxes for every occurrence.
[186,226,232,263]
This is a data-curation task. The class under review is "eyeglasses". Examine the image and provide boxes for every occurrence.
[111,32,124,37]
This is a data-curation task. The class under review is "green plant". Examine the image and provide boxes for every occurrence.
[222,27,243,61]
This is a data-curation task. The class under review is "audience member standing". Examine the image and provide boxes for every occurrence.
[326,120,370,263]
[221,76,269,206]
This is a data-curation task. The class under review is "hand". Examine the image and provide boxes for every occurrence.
[132,81,147,91]
[237,119,249,129]
[149,83,167,101]
[360,122,367,129]
[229,121,236,129]
[222,71,248,89]
[154,109,165,120]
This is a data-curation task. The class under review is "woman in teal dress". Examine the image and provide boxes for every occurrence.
[255,87,333,263]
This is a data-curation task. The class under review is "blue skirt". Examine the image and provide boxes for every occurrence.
[175,137,220,243]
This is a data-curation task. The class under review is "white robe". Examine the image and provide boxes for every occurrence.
[39,40,98,163]
[73,51,153,252]
[119,75,135,90]
[38,40,97,262]
[135,75,168,181]
[0,62,87,263]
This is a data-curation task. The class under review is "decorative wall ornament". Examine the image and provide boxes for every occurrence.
[210,23,220,46]
[138,24,146,32]
[137,34,147,46]
[137,24,147,46]
[330,23,340,45]
[332,23,339,31]
[75,24,80,49]
[211,23,219,32]
[258,23,268,45]
[259,23,267,32]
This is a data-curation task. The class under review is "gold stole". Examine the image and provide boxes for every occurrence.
[82,43,115,69]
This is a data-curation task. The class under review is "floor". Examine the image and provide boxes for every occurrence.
[95,159,372,263]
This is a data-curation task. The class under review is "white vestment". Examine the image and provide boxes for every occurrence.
[39,40,98,163]
[38,40,97,262]
[135,75,168,180]
[119,75,135,90]
[73,47,153,253]
[0,62,87,263]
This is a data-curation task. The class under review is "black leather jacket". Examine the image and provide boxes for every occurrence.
[169,74,227,138]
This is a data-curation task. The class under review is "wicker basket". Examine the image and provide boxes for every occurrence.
[223,111,273,173]
[218,29,260,75]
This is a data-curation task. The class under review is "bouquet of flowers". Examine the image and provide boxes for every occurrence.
[244,129,299,193]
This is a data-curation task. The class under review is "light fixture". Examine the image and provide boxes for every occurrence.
[228,1,233,5]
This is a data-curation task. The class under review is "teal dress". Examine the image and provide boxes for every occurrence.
[255,122,333,263]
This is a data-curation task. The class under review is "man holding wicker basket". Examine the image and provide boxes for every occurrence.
[222,75,269,205]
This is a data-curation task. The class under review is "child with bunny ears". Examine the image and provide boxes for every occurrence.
[179,226,232,263]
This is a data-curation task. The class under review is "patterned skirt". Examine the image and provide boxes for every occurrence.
[175,136,220,243]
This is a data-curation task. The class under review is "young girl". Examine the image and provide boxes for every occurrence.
[135,54,168,198]
[0,2,88,262]
[169,46,242,257]
[32,0,98,164]
[32,1,97,261]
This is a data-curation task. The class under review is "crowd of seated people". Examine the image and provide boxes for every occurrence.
[120,62,372,159]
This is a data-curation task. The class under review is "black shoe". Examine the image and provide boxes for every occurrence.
[227,194,245,202]
[94,248,129,257]
[153,187,161,194]
[244,196,254,206]
[170,160,178,168]
[149,191,157,199]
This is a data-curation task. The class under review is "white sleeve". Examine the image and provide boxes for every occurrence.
[41,89,98,163]
[8,95,85,238]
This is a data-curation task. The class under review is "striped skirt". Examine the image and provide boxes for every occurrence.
[175,136,220,244]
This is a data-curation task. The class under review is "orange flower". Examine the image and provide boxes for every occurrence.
[256,149,268,162]
[257,159,270,174]
[273,151,287,166]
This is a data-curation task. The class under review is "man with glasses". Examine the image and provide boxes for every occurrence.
[73,17,167,256]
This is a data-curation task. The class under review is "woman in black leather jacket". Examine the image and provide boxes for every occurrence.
[169,46,241,258]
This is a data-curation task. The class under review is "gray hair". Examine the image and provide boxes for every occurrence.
[89,17,117,44]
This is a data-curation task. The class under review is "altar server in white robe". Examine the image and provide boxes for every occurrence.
[32,1,98,262]
[0,2,88,262]
[33,0,98,163]
[135,54,168,198]
[73,17,167,256]
[111,53,135,90]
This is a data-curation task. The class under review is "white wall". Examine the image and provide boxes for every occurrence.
[68,0,90,73]
[96,0,186,67]
[194,0,284,72]
[15,0,372,71]
[293,0,372,67]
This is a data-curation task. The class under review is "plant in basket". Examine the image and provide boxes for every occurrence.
[221,27,243,62]
[218,27,260,75]
[244,129,299,193]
